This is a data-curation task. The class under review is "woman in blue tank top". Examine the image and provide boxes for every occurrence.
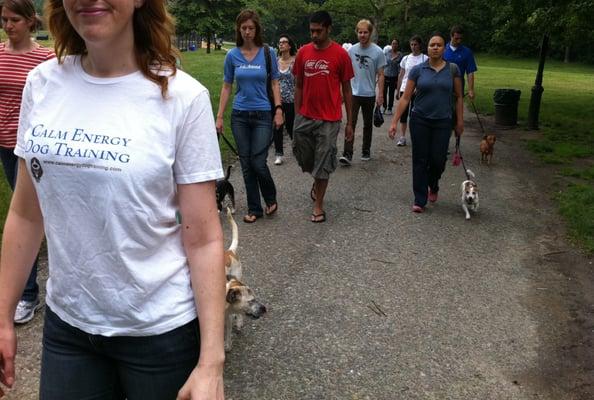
[216,10,284,223]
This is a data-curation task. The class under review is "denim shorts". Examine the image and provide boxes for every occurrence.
[292,114,340,179]
[40,307,200,400]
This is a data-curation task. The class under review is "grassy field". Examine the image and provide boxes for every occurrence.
[473,54,594,252]
[178,49,237,161]
[0,46,592,252]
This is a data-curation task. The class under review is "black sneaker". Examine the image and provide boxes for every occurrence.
[338,155,352,166]
[360,153,371,161]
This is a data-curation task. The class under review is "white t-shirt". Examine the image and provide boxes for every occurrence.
[399,53,428,92]
[15,56,224,336]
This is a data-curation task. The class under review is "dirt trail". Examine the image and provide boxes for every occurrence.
[4,111,593,400]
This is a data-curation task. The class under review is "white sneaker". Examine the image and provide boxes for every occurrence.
[274,156,283,165]
[14,298,42,324]
[385,109,393,115]
[338,155,352,166]
[396,137,407,146]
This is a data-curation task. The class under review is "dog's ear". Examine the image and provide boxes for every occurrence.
[226,288,240,304]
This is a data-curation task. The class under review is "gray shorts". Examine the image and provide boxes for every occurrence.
[292,114,340,180]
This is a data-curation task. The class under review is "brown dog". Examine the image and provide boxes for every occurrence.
[480,134,496,165]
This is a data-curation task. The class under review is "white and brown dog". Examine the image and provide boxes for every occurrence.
[225,278,267,351]
[223,208,267,351]
[461,170,479,220]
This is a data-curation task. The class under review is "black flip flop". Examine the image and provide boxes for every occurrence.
[265,202,278,216]
[311,211,326,223]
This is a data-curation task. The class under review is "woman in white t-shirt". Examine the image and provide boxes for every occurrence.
[0,1,226,399]
[394,35,428,146]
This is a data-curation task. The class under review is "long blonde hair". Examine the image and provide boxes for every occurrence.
[45,0,179,98]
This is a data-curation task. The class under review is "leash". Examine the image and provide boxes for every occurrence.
[468,98,487,136]
[218,132,239,157]
[454,136,472,181]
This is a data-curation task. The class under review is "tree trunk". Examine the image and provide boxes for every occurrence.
[206,34,211,54]
[374,15,381,43]
[564,45,570,63]
[403,0,410,32]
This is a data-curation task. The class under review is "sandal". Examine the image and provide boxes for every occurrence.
[243,214,260,223]
[310,183,316,201]
[265,202,278,216]
[311,211,326,223]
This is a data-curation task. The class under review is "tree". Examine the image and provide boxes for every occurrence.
[169,0,244,53]
[244,0,315,45]
[526,0,594,62]
[324,0,405,41]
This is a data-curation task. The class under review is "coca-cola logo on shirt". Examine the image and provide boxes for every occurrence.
[304,59,330,77]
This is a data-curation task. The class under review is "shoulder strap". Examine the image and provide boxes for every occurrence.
[264,45,271,77]
[449,62,458,80]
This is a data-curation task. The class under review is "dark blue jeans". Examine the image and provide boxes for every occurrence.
[40,307,200,400]
[0,147,39,302]
[231,110,277,216]
[409,112,452,207]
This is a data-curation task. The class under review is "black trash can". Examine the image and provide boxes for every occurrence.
[493,89,521,126]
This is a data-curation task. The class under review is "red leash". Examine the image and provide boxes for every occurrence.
[453,136,472,180]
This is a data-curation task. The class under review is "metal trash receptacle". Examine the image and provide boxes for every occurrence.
[493,89,521,126]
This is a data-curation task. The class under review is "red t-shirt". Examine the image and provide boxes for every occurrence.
[293,41,354,122]
[0,43,55,148]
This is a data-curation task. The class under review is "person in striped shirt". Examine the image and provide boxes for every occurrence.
[0,0,54,324]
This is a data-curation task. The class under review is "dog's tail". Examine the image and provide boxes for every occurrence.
[224,165,232,180]
[466,169,475,178]
[226,207,238,253]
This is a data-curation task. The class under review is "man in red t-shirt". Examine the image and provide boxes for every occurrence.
[293,10,354,223]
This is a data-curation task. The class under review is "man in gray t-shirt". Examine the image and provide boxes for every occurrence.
[339,19,386,164]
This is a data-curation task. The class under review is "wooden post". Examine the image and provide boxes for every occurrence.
[527,34,549,130]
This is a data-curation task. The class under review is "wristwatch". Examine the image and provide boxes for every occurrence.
[274,105,283,112]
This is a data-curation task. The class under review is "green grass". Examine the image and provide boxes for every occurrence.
[560,165,594,180]
[473,54,594,253]
[473,54,594,164]
[179,49,237,163]
[557,184,594,252]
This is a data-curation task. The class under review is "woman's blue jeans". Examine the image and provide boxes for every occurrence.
[0,147,39,302]
[409,112,452,207]
[40,307,200,400]
[230,110,277,216]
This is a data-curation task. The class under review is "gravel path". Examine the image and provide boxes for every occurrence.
[6,109,593,399]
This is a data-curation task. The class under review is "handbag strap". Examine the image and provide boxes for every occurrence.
[263,45,271,78]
